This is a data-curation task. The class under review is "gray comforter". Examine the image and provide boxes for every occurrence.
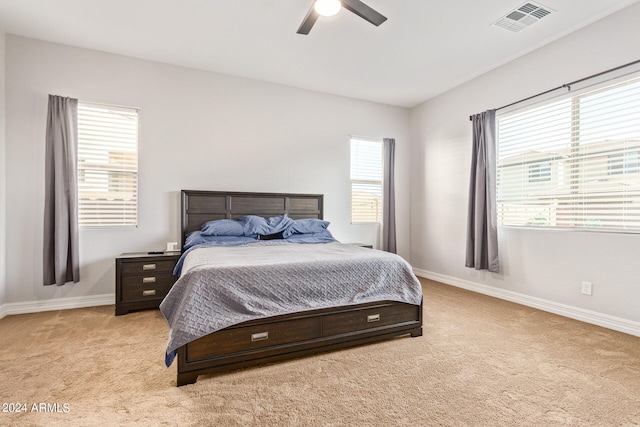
[160,241,423,366]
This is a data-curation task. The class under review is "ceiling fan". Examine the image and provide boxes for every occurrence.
[297,0,387,35]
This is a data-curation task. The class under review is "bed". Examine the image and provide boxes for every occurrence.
[161,190,423,386]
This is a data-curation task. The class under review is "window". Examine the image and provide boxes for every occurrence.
[496,75,640,232]
[528,162,551,182]
[350,137,383,223]
[77,102,139,227]
[608,151,639,175]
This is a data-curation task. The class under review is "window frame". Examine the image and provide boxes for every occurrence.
[350,136,383,224]
[76,101,139,228]
[496,73,640,234]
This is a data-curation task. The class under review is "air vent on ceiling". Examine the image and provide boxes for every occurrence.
[493,2,553,32]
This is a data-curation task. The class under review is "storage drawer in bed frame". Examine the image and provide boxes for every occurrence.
[322,303,419,336]
[187,316,323,360]
[177,300,423,385]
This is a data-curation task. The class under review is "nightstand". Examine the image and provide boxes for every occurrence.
[115,252,181,316]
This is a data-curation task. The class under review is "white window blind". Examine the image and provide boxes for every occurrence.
[497,74,640,232]
[350,137,382,223]
[77,102,139,227]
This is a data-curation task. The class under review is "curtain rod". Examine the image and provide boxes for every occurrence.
[469,58,640,121]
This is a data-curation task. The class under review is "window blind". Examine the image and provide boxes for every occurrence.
[350,138,383,223]
[77,103,139,227]
[497,74,640,232]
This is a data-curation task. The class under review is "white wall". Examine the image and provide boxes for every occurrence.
[0,32,6,310]
[410,2,640,327]
[4,35,411,306]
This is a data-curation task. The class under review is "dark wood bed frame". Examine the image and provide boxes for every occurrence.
[175,190,423,386]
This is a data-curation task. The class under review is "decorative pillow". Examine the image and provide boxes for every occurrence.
[200,219,244,236]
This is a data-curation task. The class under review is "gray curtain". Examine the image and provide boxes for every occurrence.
[382,138,396,253]
[465,110,499,272]
[43,95,80,286]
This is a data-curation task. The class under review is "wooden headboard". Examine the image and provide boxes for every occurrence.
[181,190,324,245]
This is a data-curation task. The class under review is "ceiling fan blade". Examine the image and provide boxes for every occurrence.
[341,0,387,26]
[297,4,320,35]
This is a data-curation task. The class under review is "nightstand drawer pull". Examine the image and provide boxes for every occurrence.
[251,332,269,342]
[142,264,157,270]
[142,277,156,284]
[367,314,381,323]
[142,289,157,297]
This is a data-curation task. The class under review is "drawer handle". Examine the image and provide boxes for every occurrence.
[367,314,381,323]
[142,289,157,296]
[142,264,157,270]
[251,332,269,342]
[142,277,156,284]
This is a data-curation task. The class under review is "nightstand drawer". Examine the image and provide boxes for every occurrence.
[121,276,175,302]
[121,259,176,274]
[322,303,420,336]
[121,273,176,287]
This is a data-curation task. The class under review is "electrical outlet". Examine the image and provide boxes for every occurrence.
[581,281,593,296]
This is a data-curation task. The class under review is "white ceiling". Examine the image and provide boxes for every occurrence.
[0,0,638,107]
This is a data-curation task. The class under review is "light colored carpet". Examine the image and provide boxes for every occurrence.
[1,278,639,426]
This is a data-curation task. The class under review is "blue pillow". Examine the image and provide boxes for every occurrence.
[185,231,256,250]
[284,218,330,237]
[184,230,203,248]
[285,230,336,243]
[238,215,271,236]
[239,214,295,236]
[200,219,244,236]
[267,214,295,232]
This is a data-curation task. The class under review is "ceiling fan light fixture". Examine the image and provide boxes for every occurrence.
[297,0,386,35]
[314,0,341,17]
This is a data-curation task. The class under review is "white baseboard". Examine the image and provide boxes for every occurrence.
[414,268,640,338]
[3,273,640,339]
[0,293,115,319]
